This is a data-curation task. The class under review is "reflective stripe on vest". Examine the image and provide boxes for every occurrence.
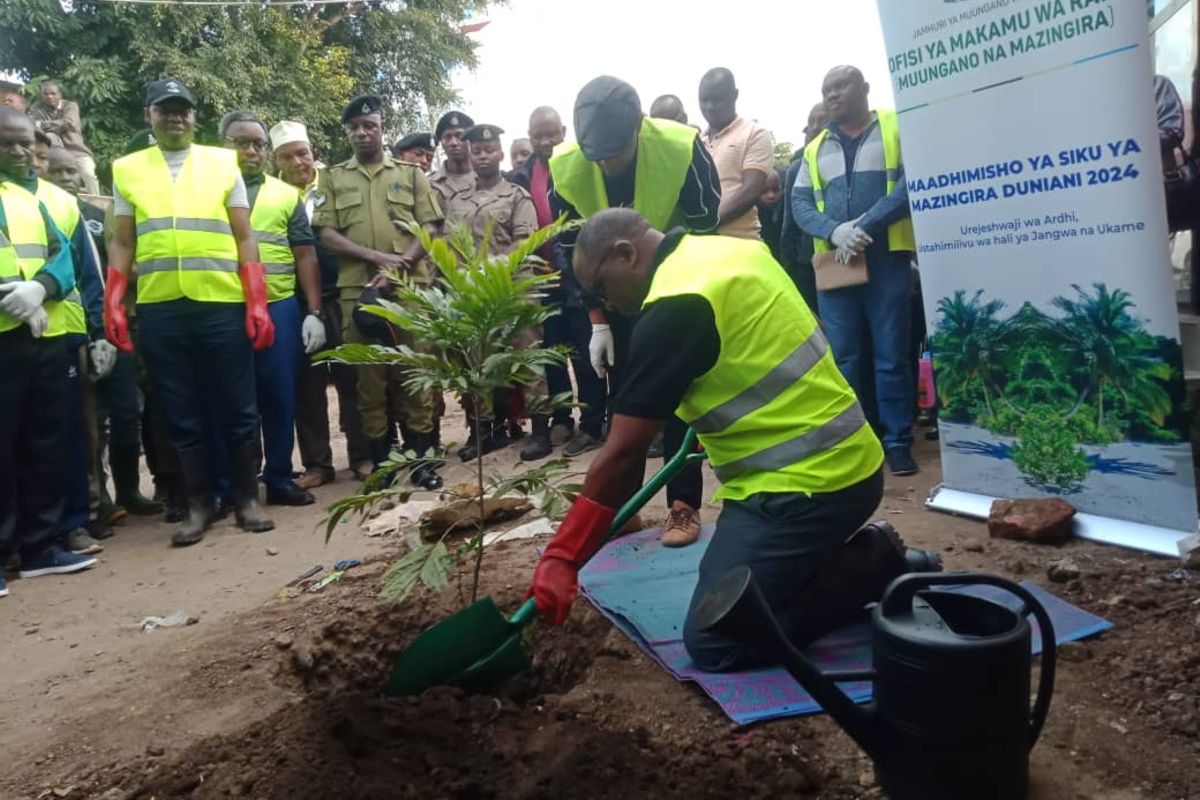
[804,109,916,255]
[549,118,696,231]
[641,234,883,501]
[0,182,67,337]
[36,179,86,335]
[248,175,299,302]
[112,144,242,304]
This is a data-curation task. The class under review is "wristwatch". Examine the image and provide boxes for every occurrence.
[307,308,324,320]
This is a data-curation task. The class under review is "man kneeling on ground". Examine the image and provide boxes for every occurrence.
[524,208,925,671]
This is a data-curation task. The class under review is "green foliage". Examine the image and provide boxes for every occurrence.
[0,0,489,177]
[381,539,452,601]
[932,283,1184,486]
[322,219,577,606]
[773,140,797,168]
[1010,407,1090,493]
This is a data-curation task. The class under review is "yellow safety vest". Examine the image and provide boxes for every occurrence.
[34,179,86,335]
[0,183,67,337]
[805,109,916,254]
[112,144,243,304]
[549,117,696,230]
[642,235,883,501]
[249,174,299,303]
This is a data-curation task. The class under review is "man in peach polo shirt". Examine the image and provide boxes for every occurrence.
[699,68,775,240]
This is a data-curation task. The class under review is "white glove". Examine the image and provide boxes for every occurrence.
[835,246,856,265]
[26,306,49,338]
[88,339,118,381]
[829,221,873,254]
[589,323,615,379]
[0,280,47,322]
[302,313,327,355]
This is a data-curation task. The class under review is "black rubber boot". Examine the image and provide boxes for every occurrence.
[163,476,186,524]
[172,446,214,547]
[408,432,444,491]
[458,416,501,462]
[784,521,941,648]
[111,445,164,515]
[520,415,553,461]
[230,440,274,533]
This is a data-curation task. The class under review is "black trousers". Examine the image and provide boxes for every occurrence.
[682,469,885,672]
[295,293,370,473]
[137,300,258,454]
[609,311,704,510]
[0,328,68,559]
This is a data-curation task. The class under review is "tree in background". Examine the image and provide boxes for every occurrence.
[0,0,489,183]
[773,140,797,168]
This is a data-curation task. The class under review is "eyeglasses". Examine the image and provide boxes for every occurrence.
[227,138,267,152]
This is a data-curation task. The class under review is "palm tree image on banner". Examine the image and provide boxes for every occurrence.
[932,285,1191,527]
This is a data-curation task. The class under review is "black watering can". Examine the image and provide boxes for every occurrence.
[696,568,1056,800]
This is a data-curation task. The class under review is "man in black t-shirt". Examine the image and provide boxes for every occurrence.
[549,76,723,548]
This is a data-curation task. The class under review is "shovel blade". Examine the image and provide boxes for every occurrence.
[388,596,523,696]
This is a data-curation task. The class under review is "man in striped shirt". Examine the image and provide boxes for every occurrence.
[549,75,722,548]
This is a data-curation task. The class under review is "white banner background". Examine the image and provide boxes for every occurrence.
[873,0,1198,553]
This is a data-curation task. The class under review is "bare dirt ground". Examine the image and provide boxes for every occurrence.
[1,411,1198,800]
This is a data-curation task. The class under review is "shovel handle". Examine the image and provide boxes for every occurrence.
[513,430,706,629]
[607,427,706,538]
[509,597,538,627]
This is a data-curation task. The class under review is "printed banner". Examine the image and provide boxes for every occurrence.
[873,0,1198,554]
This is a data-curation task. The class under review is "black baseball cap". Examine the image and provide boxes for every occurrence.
[574,76,642,161]
[145,77,196,108]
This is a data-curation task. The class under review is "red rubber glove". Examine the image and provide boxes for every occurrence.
[239,262,275,351]
[526,495,616,625]
[104,266,133,352]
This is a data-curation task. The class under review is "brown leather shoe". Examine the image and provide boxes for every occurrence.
[661,504,701,548]
[295,469,334,490]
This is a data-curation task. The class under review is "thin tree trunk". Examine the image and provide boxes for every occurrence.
[1063,387,1090,420]
[471,395,486,604]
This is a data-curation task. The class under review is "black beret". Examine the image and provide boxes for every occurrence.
[343,94,384,124]
[435,110,474,142]
[393,132,435,152]
[463,124,504,144]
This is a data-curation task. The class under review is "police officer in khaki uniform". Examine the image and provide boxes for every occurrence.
[311,95,443,490]
[448,124,552,462]
[429,110,475,212]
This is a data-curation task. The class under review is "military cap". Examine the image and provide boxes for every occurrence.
[574,76,642,161]
[393,132,434,152]
[463,124,504,144]
[434,110,474,142]
[342,94,383,124]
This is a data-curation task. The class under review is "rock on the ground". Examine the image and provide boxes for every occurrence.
[266,546,279,556]
[1047,558,1082,583]
[274,633,294,650]
[988,498,1076,544]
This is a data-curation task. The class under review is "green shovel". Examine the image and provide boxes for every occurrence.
[386,429,708,696]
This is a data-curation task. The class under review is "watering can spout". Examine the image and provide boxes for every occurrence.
[694,566,881,757]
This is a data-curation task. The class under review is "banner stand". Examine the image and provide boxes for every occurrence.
[927,485,1193,558]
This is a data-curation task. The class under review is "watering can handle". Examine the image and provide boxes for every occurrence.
[879,572,1057,750]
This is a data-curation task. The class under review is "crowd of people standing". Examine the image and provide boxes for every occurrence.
[0,63,922,598]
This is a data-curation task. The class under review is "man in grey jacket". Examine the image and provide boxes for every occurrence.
[793,65,918,476]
